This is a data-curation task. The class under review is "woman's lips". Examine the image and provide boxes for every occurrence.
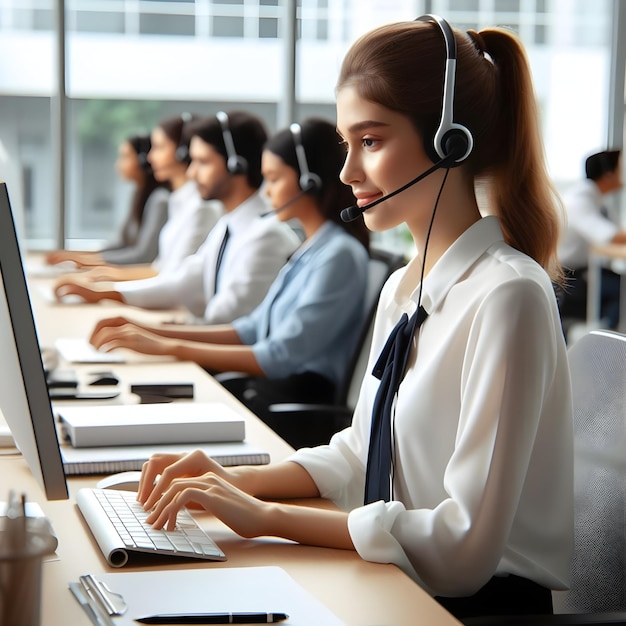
[356,193,382,208]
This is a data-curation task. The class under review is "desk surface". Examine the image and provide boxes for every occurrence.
[590,242,626,259]
[4,262,460,625]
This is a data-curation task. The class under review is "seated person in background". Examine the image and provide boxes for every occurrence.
[89,117,370,422]
[558,149,626,329]
[45,134,170,268]
[50,112,300,320]
[54,113,222,291]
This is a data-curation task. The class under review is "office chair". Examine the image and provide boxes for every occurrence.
[464,330,626,626]
[262,247,405,449]
[216,247,405,449]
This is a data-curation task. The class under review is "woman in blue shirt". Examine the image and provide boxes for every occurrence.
[89,118,370,427]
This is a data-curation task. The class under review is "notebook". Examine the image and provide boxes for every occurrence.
[57,401,245,448]
[69,566,345,625]
[60,440,270,475]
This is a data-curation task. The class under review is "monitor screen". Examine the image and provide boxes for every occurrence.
[0,181,68,500]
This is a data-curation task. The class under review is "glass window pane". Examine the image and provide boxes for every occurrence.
[495,0,521,12]
[33,9,54,31]
[75,11,125,35]
[259,17,278,39]
[450,0,479,11]
[139,13,195,36]
[534,23,547,45]
[0,95,53,243]
[316,19,328,41]
[212,16,244,37]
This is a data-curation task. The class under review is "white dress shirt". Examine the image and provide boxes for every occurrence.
[118,193,301,323]
[290,216,573,598]
[558,179,618,269]
[152,180,222,275]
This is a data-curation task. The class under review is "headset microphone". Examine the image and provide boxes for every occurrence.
[261,189,309,218]
[340,153,456,223]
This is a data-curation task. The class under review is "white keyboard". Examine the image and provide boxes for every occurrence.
[76,487,226,567]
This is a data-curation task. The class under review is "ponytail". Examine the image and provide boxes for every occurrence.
[478,28,564,284]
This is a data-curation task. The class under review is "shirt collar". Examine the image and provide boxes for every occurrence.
[396,216,504,315]
[288,221,335,265]
[169,180,198,212]
[221,192,268,234]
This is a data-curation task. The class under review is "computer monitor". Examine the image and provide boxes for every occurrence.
[0,181,68,500]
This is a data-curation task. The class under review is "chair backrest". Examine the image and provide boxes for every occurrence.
[553,330,626,614]
[337,246,405,409]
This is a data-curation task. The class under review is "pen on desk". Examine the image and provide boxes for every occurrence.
[135,612,289,624]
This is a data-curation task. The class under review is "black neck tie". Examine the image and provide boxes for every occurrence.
[213,226,230,295]
[364,305,428,505]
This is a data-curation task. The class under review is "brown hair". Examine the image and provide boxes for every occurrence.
[337,20,563,283]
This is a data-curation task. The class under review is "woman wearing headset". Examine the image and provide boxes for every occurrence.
[89,117,370,421]
[128,18,572,620]
[54,114,222,290]
[46,134,170,268]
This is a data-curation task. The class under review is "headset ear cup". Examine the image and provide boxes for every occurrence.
[175,145,190,164]
[227,155,248,176]
[300,172,322,193]
[442,128,472,166]
[137,152,152,174]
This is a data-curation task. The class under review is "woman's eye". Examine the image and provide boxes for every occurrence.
[362,137,376,148]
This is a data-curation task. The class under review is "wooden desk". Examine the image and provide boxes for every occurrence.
[10,262,460,625]
[586,242,626,332]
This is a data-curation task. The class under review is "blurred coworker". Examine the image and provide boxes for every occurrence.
[54,113,222,296]
[558,149,626,329]
[46,134,170,268]
[51,112,300,320]
[89,118,370,420]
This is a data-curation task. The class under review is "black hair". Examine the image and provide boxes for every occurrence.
[119,134,167,246]
[186,111,268,189]
[585,150,621,181]
[264,117,369,250]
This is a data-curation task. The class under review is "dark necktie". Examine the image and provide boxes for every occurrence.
[600,205,609,219]
[364,305,428,504]
[213,226,230,294]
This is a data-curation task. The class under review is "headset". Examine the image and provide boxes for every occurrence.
[174,111,193,164]
[416,14,474,166]
[289,123,322,193]
[134,135,152,174]
[216,111,248,175]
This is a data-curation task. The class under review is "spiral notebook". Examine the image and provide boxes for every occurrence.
[60,440,270,475]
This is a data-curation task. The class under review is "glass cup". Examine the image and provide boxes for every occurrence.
[0,516,57,626]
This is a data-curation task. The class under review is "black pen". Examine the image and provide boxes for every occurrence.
[135,612,289,624]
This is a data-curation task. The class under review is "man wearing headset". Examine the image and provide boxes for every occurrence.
[558,149,626,330]
[56,111,300,323]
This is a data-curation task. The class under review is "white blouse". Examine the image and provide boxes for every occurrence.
[290,216,574,598]
[154,180,222,274]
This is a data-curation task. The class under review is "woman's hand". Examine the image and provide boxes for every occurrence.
[145,471,272,538]
[81,266,127,281]
[89,317,173,356]
[46,250,77,266]
[54,279,108,303]
[138,449,230,508]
